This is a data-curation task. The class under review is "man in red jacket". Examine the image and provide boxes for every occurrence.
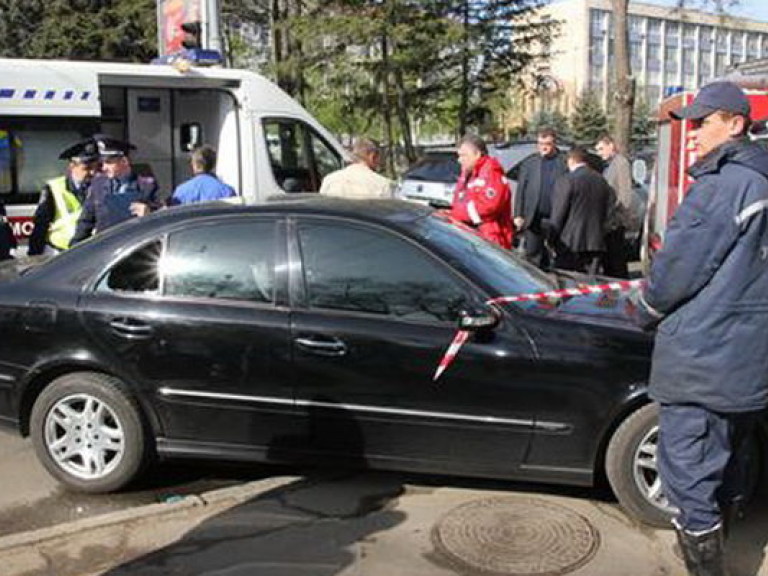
[450,134,513,249]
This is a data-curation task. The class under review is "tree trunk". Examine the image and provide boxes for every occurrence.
[611,0,634,154]
[458,0,471,136]
[394,67,416,164]
[380,31,396,177]
[270,0,284,89]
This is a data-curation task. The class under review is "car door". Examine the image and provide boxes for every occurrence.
[78,216,297,452]
[285,215,539,476]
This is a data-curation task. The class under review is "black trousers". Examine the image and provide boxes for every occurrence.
[554,249,603,275]
[602,226,629,279]
[523,216,554,270]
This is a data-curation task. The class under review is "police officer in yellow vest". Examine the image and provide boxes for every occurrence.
[28,139,99,255]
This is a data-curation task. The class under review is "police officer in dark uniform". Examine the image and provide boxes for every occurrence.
[636,82,768,576]
[0,199,16,261]
[71,136,161,245]
[28,138,99,255]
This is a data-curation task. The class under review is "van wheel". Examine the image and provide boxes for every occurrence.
[606,404,676,528]
[30,372,148,493]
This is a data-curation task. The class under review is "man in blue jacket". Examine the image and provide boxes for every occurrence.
[170,145,236,205]
[71,137,161,244]
[637,82,768,576]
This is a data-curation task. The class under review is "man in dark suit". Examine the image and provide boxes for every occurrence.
[513,128,568,269]
[548,147,611,275]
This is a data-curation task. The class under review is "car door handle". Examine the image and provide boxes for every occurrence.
[109,318,154,340]
[294,337,347,357]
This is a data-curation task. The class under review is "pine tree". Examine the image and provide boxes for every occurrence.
[529,109,570,140]
[632,96,655,148]
[569,92,609,146]
[0,0,157,62]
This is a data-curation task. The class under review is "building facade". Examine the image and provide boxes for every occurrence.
[537,0,768,112]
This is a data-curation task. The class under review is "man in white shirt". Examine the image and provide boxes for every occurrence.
[320,138,395,199]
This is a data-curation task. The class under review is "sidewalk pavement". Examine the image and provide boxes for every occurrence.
[1,472,766,576]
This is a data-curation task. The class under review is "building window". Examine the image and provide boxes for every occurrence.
[665,22,680,46]
[700,27,713,50]
[732,31,744,64]
[682,49,696,89]
[762,36,768,58]
[747,34,760,59]
[682,25,696,49]
[647,44,661,72]
[665,46,678,74]
[590,9,607,39]
[630,41,643,73]
[629,16,644,41]
[647,19,661,45]
[646,84,660,103]
[716,30,728,53]
[589,40,605,67]
[715,53,728,76]
[700,52,712,80]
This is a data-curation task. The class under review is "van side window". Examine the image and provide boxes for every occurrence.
[262,119,341,193]
[0,119,99,205]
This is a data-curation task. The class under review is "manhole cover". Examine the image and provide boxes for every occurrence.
[432,496,599,576]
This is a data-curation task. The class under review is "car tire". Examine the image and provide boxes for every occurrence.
[606,403,675,528]
[30,371,149,493]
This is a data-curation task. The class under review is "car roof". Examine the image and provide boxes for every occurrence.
[130,195,435,233]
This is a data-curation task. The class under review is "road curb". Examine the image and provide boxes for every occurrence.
[0,475,299,553]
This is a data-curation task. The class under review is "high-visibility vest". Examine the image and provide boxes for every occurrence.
[47,176,83,250]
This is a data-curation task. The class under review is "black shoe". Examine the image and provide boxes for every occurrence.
[675,524,729,576]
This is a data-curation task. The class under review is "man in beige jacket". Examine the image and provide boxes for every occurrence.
[320,138,395,199]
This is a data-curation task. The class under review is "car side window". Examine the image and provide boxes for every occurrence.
[163,221,276,303]
[99,240,162,294]
[298,221,468,322]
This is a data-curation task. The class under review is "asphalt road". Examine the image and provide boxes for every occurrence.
[0,425,608,540]
[0,427,268,537]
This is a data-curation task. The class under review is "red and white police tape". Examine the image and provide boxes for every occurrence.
[433,278,646,382]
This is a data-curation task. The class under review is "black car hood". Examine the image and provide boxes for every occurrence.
[509,270,643,330]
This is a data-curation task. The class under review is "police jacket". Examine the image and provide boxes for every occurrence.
[71,173,160,245]
[640,140,768,412]
[28,176,89,255]
[450,155,513,249]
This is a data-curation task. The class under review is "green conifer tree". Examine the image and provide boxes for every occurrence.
[569,91,609,146]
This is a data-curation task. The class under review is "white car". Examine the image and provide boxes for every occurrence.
[397,142,539,208]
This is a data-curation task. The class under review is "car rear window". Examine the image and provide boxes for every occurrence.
[403,154,460,183]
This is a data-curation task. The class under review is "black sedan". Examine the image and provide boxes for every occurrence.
[0,198,677,526]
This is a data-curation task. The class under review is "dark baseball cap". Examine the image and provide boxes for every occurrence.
[670,81,751,120]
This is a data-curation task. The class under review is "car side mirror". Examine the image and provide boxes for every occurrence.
[458,307,499,331]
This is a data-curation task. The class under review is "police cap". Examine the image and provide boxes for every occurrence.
[58,138,99,163]
[93,135,136,158]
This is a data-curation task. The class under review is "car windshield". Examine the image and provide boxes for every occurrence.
[403,154,460,183]
[417,212,555,296]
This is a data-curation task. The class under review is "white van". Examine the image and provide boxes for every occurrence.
[0,57,348,240]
